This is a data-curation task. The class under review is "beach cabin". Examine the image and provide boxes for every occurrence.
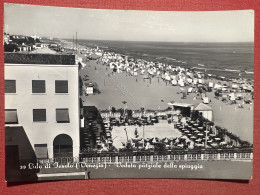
[208,82,214,88]
[85,82,94,95]
[168,102,193,117]
[100,110,111,118]
[194,103,213,121]
[132,110,142,118]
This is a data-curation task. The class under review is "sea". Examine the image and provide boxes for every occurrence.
[76,40,254,80]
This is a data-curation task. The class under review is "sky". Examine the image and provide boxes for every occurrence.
[4,3,254,42]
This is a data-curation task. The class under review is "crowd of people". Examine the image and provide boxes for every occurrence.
[92,50,254,106]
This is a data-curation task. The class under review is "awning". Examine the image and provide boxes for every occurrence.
[34,144,48,159]
[168,102,193,107]
[5,109,18,124]
[56,109,69,122]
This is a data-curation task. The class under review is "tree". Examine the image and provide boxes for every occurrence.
[4,43,18,52]
[118,108,124,116]
[111,107,116,115]
[127,109,133,118]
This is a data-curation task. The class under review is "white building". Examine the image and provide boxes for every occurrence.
[194,103,213,121]
[5,53,80,164]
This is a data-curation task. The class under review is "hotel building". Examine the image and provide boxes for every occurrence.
[5,53,80,170]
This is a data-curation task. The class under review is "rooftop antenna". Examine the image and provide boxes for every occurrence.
[76,32,78,53]
[73,35,74,49]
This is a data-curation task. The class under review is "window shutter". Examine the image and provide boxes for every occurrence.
[5,80,16,93]
[5,109,18,124]
[33,109,46,122]
[32,80,45,93]
[55,80,68,93]
[34,144,48,159]
[56,109,69,122]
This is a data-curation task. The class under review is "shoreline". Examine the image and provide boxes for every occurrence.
[65,39,254,81]
[58,38,254,81]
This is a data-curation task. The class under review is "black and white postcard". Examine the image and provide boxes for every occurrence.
[4,3,254,182]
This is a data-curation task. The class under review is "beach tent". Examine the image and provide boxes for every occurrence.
[229,93,236,101]
[222,87,228,92]
[188,87,193,93]
[236,93,243,100]
[208,82,214,88]
[193,79,198,85]
[165,75,171,81]
[214,83,222,89]
[187,78,193,84]
[194,103,213,121]
[245,85,253,92]
[171,75,177,80]
[171,80,177,85]
[203,97,209,104]
[178,79,185,86]
[222,94,228,102]
[232,84,238,89]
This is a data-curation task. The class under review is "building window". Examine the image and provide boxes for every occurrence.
[5,80,16,93]
[32,80,46,93]
[56,108,70,123]
[5,109,18,124]
[34,144,48,159]
[33,109,46,122]
[55,80,68,93]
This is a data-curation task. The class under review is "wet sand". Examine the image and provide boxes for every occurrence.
[80,60,253,143]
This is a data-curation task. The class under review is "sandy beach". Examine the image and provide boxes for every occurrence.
[80,60,253,143]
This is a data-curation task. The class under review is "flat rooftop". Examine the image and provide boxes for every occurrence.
[4,52,75,65]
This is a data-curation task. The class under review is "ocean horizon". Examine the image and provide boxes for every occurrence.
[66,39,254,80]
